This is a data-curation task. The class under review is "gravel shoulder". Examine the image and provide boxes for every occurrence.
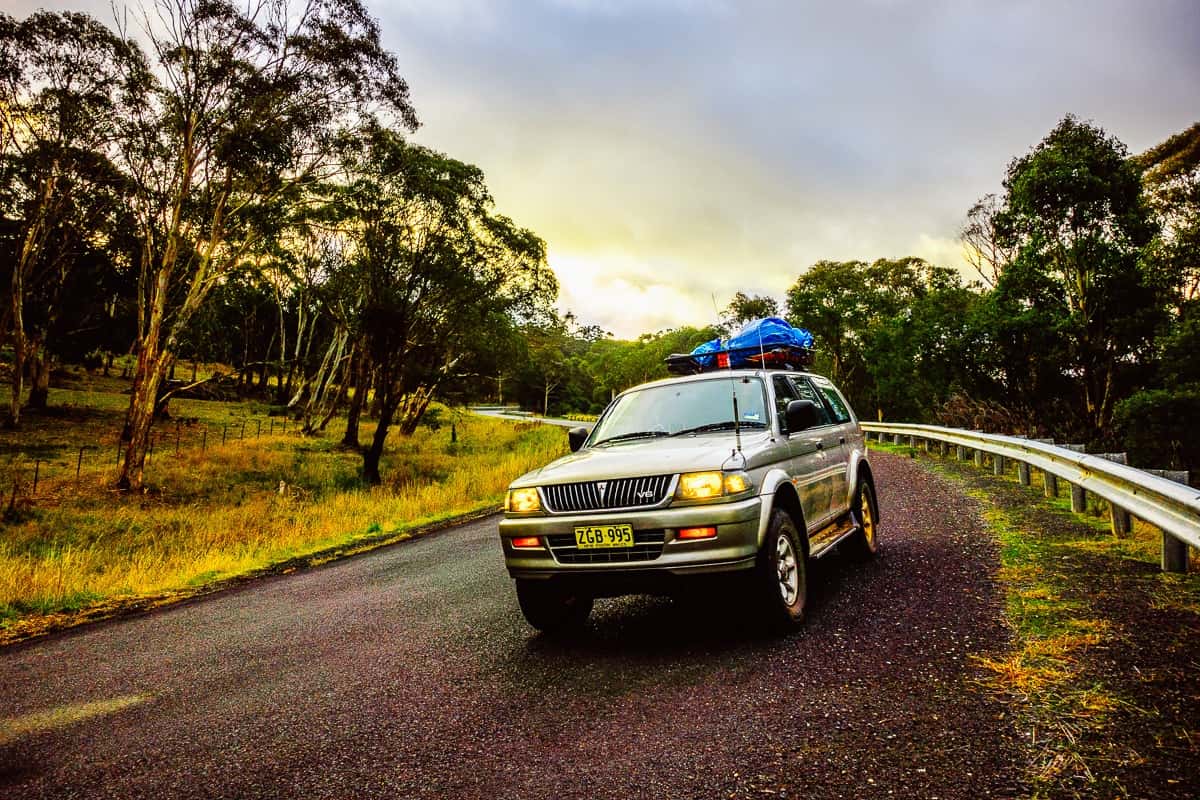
[1,451,1024,799]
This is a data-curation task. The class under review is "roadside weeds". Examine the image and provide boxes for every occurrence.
[870,441,1200,799]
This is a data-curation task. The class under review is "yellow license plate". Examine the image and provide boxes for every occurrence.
[574,524,634,549]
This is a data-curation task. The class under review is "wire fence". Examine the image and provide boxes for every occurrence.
[4,412,306,509]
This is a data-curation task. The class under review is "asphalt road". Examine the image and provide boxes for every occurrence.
[0,453,1023,799]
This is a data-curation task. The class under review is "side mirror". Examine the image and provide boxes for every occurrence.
[568,426,589,452]
[785,399,818,434]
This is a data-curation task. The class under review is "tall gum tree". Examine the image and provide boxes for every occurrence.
[333,124,554,484]
[994,115,1165,438]
[114,0,416,490]
[0,11,145,426]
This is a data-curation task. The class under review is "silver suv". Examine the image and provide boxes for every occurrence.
[498,368,879,633]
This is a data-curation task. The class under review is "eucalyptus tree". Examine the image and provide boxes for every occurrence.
[993,115,1165,437]
[335,124,554,484]
[112,0,417,490]
[786,257,977,422]
[0,10,147,425]
[720,291,780,332]
[1137,122,1200,303]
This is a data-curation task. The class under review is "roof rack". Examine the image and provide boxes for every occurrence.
[664,344,814,376]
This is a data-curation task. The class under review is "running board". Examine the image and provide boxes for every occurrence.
[809,513,861,560]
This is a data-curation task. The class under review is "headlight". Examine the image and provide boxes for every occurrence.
[505,487,541,513]
[676,470,753,501]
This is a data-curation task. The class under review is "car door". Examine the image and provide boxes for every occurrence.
[771,374,827,527]
[786,376,842,532]
[807,375,855,518]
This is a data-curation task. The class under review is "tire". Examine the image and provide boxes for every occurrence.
[846,479,880,560]
[514,579,594,634]
[754,509,807,628]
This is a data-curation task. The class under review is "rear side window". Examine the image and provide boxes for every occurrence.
[817,384,853,424]
[789,378,832,427]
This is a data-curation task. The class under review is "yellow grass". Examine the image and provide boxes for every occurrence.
[0,398,566,629]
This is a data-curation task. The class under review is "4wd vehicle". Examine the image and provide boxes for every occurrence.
[498,348,878,634]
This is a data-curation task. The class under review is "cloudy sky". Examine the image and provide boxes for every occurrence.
[367,0,1198,336]
[13,0,1200,336]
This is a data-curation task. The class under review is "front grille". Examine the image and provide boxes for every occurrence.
[546,529,666,564]
[542,475,672,513]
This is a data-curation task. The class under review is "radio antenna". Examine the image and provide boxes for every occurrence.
[728,337,743,457]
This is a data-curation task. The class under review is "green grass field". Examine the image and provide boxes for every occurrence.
[0,371,567,640]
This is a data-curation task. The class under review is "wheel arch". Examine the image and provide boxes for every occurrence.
[767,481,809,558]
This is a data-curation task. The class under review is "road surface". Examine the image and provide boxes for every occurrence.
[0,453,1022,799]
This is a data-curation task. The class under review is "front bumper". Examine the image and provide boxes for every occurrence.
[499,495,764,583]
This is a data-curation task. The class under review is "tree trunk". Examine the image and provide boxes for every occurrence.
[27,342,49,410]
[362,398,396,485]
[118,340,167,490]
[342,348,367,449]
[118,261,173,490]
[397,386,435,437]
[8,324,24,428]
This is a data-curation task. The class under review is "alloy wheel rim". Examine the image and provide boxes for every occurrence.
[776,534,799,605]
[861,488,875,547]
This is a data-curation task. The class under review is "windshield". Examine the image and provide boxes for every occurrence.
[589,376,768,446]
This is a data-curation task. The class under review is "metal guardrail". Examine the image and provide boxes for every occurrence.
[861,422,1200,573]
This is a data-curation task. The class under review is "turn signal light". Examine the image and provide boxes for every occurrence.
[510,536,542,549]
[677,527,717,541]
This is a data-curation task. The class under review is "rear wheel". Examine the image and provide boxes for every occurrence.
[515,579,593,634]
[846,479,879,560]
[755,509,807,628]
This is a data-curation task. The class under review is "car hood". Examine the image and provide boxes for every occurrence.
[510,431,772,487]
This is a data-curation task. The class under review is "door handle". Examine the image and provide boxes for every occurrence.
[815,441,824,451]
[839,436,846,445]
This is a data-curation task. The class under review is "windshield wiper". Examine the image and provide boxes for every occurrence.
[591,430,670,446]
[671,420,767,437]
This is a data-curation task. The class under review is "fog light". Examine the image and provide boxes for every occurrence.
[511,536,542,549]
[677,526,717,541]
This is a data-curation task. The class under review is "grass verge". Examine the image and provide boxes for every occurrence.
[870,440,1200,799]
[1,394,566,645]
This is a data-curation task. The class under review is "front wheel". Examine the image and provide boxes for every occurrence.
[754,509,807,628]
[846,479,880,560]
[514,579,593,634]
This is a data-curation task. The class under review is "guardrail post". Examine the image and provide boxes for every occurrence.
[974,450,984,468]
[1070,484,1087,513]
[908,435,916,448]
[993,455,1006,476]
[1017,462,1031,486]
[1163,534,1189,572]
[1147,470,1191,572]
[1043,471,1058,498]
[956,445,967,461]
[893,434,902,445]
[1110,503,1132,537]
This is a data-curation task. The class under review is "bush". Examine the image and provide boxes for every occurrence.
[1114,386,1200,472]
